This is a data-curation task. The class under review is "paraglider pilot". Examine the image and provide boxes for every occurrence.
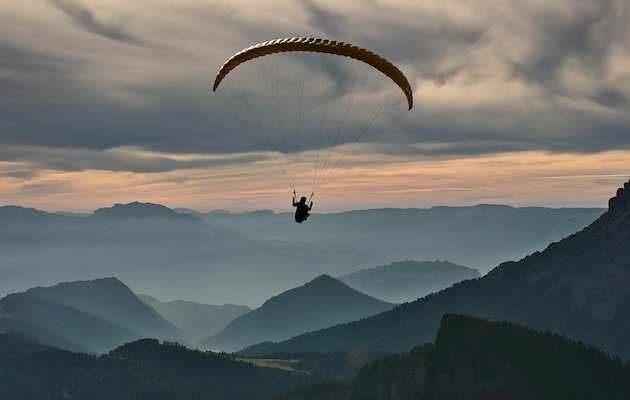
[293,191,313,223]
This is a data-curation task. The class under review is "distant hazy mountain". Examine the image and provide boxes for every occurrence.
[339,260,480,303]
[198,205,604,273]
[0,336,314,400]
[87,202,245,243]
[280,314,630,400]
[173,207,207,218]
[0,205,62,221]
[0,293,141,353]
[93,201,198,221]
[0,202,366,306]
[22,278,182,341]
[1,201,603,306]
[199,275,395,352]
[0,206,66,246]
[139,294,250,342]
[241,181,630,361]
[0,202,243,247]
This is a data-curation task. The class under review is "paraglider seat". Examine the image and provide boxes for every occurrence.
[295,210,309,223]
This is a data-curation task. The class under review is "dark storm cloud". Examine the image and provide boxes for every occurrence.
[0,0,629,174]
[506,1,620,97]
[47,0,145,46]
[0,43,76,100]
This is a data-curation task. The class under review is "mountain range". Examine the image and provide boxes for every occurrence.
[191,204,604,273]
[0,201,603,306]
[0,202,366,306]
[199,275,395,352]
[1,181,629,398]
[241,180,630,361]
[339,260,480,303]
[1,268,465,355]
[5,313,625,399]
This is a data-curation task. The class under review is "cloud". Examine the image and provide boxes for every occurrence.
[1,149,628,212]
[0,169,37,180]
[0,0,629,177]
[0,43,78,105]
[47,0,145,46]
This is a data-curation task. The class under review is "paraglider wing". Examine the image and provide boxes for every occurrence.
[212,37,414,110]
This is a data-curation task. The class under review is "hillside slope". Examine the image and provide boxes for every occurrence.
[23,278,182,341]
[280,314,630,400]
[0,293,141,353]
[339,260,480,303]
[0,336,317,400]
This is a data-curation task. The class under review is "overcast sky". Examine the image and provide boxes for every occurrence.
[1,0,629,212]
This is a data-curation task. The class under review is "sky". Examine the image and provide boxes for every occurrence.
[1,0,629,212]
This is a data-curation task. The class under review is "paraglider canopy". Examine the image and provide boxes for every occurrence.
[213,37,413,110]
[211,37,413,202]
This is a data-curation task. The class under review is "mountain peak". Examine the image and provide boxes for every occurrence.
[25,277,128,295]
[200,275,394,352]
[608,179,630,214]
[307,274,338,285]
[92,202,196,221]
[261,274,378,309]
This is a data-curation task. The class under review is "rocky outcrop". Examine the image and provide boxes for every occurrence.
[608,180,630,212]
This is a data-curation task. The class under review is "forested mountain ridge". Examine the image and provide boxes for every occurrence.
[278,314,630,400]
[0,336,314,400]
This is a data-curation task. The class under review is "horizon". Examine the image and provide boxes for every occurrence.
[1,1,629,211]
[2,198,610,215]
